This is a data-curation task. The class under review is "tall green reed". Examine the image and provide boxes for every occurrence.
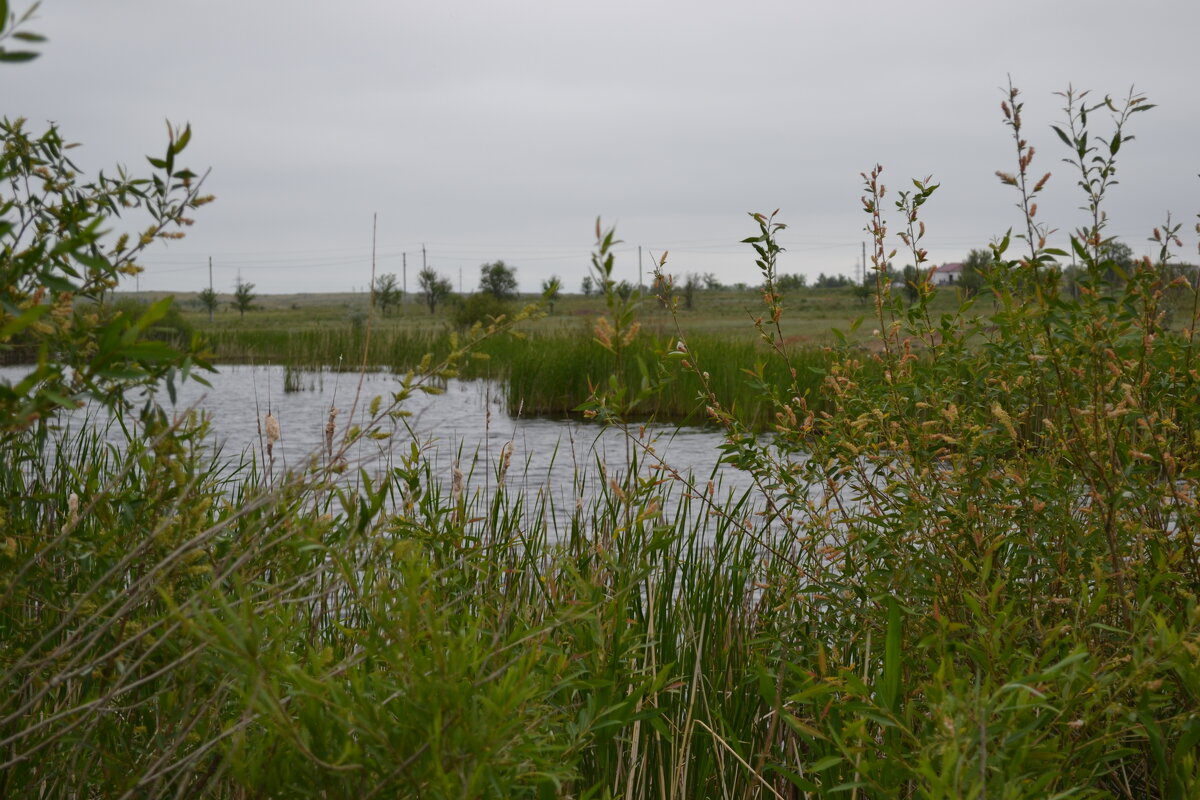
[206,307,836,425]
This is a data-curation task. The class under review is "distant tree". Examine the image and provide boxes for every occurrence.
[371,273,402,315]
[581,274,595,297]
[479,260,517,299]
[702,272,723,291]
[960,248,991,297]
[682,273,702,310]
[541,275,561,313]
[418,267,453,314]
[776,273,807,291]
[231,278,256,319]
[197,286,218,321]
[852,281,872,305]
[813,273,852,289]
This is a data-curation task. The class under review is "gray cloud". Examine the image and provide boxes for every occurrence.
[9,0,1198,294]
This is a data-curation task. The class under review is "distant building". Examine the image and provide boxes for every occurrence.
[930,262,964,285]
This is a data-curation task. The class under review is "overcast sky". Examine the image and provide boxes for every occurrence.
[8,0,1198,294]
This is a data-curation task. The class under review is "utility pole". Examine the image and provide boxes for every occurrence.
[862,241,867,284]
[422,243,427,274]
[402,252,407,305]
[370,212,377,313]
[458,266,463,294]
[638,245,643,290]
[208,256,214,323]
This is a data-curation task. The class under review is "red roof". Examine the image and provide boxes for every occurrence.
[932,262,964,274]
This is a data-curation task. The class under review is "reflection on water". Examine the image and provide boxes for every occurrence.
[2,364,759,522]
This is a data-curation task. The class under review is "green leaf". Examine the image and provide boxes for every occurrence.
[829,781,869,793]
[1070,235,1090,264]
[121,341,177,361]
[768,765,818,792]
[94,367,146,381]
[130,296,173,335]
[12,30,46,42]
[0,49,39,62]
[171,124,191,154]
[780,713,829,742]
[39,273,76,293]
[73,251,112,273]
[880,596,903,714]
[809,755,842,773]
[0,304,49,340]
[994,229,1012,256]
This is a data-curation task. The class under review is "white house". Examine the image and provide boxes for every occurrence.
[930,262,964,285]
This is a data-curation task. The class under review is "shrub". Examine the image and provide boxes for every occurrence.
[0,118,212,433]
[451,291,512,328]
[109,297,195,345]
[669,82,1200,797]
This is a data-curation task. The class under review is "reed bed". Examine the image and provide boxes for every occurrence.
[0,409,800,797]
[203,326,839,426]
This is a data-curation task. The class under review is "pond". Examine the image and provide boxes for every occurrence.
[2,364,762,525]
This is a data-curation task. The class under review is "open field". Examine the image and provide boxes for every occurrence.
[159,285,968,345]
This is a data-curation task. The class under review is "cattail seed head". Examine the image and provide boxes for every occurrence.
[324,407,339,457]
[498,443,513,487]
[264,413,280,444]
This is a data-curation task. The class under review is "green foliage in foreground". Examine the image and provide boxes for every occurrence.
[3,73,1200,800]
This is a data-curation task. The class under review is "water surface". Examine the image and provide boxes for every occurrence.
[3,364,760,522]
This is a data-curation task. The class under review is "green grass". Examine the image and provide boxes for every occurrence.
[165,284,921,345]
